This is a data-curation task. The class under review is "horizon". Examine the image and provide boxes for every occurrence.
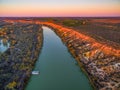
[0,0,120,17]
[0,16,120,18]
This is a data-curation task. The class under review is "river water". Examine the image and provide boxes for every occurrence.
[26,26,93,90]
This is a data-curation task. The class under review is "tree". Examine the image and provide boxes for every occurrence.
[5,81,17,90]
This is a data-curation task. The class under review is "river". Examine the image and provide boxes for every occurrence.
[25,26,93,90]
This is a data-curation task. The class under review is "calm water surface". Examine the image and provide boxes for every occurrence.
[0,39,10,53]
[26,26,93,90]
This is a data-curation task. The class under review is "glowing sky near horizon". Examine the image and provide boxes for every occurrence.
[0,0,120,17]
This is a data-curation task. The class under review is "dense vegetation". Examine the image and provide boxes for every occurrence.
[62,19,87,27]
[0,22,43,90]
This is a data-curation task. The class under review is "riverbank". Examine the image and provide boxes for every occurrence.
[0,21,43,90]
[42,23,120,90]
[39,17,120,45]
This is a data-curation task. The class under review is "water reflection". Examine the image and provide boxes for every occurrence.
[0,39,10,53]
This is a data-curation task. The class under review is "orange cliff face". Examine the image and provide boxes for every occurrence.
[5,20,120,57]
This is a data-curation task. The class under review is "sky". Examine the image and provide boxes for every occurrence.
[0,0,120,17]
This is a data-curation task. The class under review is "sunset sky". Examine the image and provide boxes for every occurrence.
[0,0,120,17]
